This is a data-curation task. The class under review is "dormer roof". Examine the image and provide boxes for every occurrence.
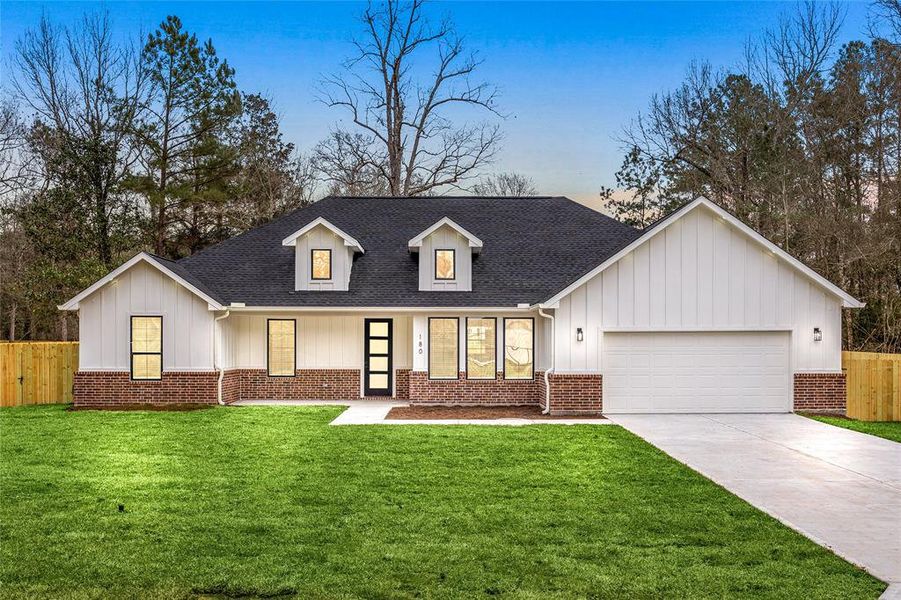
[408,217,483,254]
[281,217,364,253]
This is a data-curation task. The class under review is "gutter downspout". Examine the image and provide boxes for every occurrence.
[537,306,554,414]
[214,310,230,405]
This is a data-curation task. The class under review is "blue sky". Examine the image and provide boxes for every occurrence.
[1,1,873,202]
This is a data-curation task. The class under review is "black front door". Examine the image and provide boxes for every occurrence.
[364,318,392,396]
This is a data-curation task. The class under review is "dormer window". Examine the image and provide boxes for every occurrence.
[282,217,364,292]
[311,249,332,280]
[435,249,455,280]
[409,217,482,292]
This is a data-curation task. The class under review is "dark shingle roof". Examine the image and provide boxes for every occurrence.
[178,196,641,307]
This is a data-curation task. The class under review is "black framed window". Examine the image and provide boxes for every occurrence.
[267,319,296,377]
[130,316,162,380]
[503,317,534,380]
[311,249,332,280]
[428,317,459,379]
[466,317,496,379]
[434,249,455,280]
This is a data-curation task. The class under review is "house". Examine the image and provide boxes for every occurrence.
[59,196,862,414]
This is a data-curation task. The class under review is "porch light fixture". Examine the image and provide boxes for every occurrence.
[813,327,822,342]
[576,327,584,342]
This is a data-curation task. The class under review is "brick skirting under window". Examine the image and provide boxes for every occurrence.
[73,371,219,406]
[408,371,543,406]
[223,369,361,402]
[793,372,846,413]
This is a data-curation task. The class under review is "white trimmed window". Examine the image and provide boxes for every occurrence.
[466,317,496,379]
[434,249,455,280]
[267,319,296,377]
[429,317,459,379]
[311,249,332,280]
[503,318,534,380]
[131,316,162,380]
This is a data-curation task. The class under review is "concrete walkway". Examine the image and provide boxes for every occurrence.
[609,413,901,591]
[231,399,609,426]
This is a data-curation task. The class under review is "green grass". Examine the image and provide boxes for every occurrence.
[803,413,901,443]
[0,406,885,599]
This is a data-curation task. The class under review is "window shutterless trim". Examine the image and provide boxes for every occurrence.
[503,317,535,380]
[130,315,162,381]
[267,318,296,377]
[465,316,497,380]
[428,316,459,380]
[434,248,456,280]
[310,248,332,280]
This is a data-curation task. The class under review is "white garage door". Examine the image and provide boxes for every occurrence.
[603,331,791,413]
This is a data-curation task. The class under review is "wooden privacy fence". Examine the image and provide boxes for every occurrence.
[843,351,901,422]
[0,342,79,407]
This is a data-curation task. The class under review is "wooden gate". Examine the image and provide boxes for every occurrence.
[842,351,901,422]
[0,342,79,407]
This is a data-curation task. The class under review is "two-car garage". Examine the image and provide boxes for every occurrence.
[602,331,792,413]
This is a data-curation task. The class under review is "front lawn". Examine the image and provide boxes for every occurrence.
[803,413,901,443]
[0,406,885,599]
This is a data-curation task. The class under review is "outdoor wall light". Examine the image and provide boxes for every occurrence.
[576,327,584,342]
[813,327,822,342]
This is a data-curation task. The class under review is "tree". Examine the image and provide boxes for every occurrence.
[319,0,502,196]
[135,15,241,257]
[313,131,391,196]
[471,172,537,196]
[13,12,148,267]
[231,94,316,227]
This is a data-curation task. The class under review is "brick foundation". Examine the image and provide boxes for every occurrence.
[409,371,542,405]
[73,371,218,406]
[793,372,846,413]
[545,373,603,415]
[223,369,361,402]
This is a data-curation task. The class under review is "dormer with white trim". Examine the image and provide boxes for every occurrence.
[408,217,482,292]
[282,217,364,291]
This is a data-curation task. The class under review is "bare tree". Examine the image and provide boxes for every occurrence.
[0,100,35,200]
[472,172,537,196]
[13,12,149,266]
[313,130,391,196]
[319,0,502,196]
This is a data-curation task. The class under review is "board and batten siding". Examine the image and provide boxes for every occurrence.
[78,261,215,371]
[417,225,473,291]
[294,224,355,291]
[552,205,842,374]
[222,314,412,371]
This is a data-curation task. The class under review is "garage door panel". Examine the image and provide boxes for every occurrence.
[603,331,790,413]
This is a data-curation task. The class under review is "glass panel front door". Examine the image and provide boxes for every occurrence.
[364,319,392,396]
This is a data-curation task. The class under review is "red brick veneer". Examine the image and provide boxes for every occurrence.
[408,371,542,405]
[395,368,411,400]
[545,373,603,415]
[73,371,218,406]
[794,372,846,413]
[223,369,361,402]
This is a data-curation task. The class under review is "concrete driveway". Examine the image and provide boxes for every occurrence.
[609,413,901,590]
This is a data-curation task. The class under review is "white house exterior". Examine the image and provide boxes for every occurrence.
[61,196,861,414]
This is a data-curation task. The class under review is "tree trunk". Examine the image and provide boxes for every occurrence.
[9,303,16,341]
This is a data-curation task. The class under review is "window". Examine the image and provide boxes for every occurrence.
[311,249,332,280]
[267,319,296,377]
[466,317,496,379]
[428,317,459,379]
[504,318,534,379]
[131,316,162,380]
[435,249,455,280]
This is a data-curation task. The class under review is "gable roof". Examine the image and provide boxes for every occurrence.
[408,217,484,253]
[59,252,225,311]
[540,197,864,308]
[281,216,365,253]
[176,196,641,307]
